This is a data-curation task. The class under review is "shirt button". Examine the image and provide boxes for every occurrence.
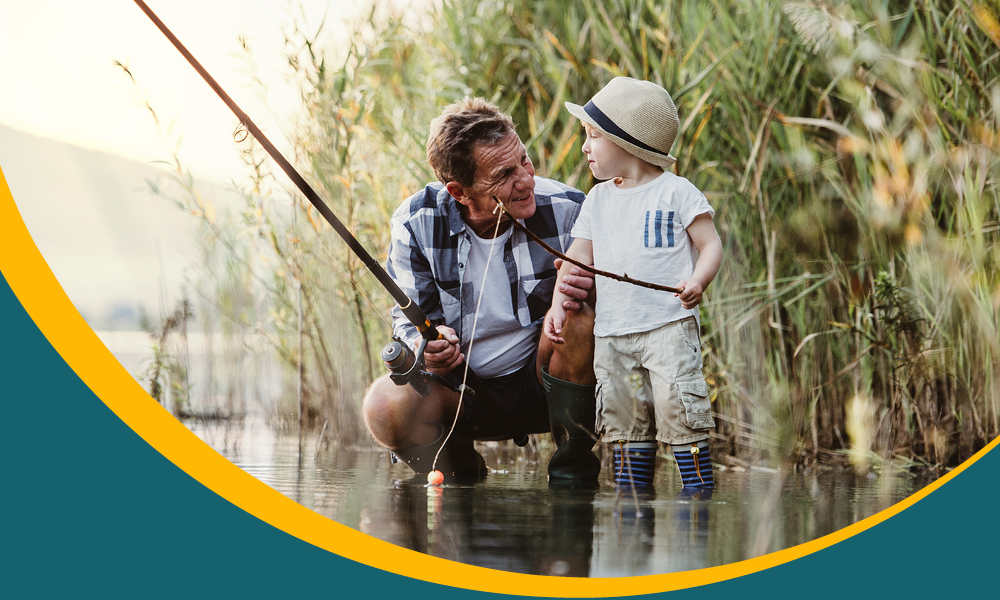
[458,262,464,268]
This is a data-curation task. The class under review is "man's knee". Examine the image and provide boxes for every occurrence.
[363,375,458,450]
[560,305,595,346]
[363,375,413,450]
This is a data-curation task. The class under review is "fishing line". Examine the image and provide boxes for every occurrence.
[431,204,507,472]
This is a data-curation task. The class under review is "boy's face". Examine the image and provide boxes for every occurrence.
[582,123,635,181]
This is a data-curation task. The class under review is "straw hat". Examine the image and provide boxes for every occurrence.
[565,77,678,168]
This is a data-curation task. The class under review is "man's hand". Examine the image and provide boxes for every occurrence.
[675,278,705,310]
[543,305,569,344]
[424,325,464,375]
[554,258,596,311]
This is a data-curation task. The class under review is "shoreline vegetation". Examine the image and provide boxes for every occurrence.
[137,0,999,474]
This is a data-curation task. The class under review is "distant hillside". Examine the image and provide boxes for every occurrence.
[0,122,240,330]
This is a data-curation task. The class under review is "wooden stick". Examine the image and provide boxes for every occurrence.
[492,197,683,294]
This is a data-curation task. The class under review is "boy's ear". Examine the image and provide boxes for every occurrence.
[445,181,472,206]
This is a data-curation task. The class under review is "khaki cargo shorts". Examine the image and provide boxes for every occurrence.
[594,316,714,445]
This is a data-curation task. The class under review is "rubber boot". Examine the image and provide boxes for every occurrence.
[671,440,714,488]
[613,441,657,488]
[391,425,487,478]
[544,486,598,575]
[542,367,601,483]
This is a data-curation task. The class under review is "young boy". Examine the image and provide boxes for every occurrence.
[544,77,723,489]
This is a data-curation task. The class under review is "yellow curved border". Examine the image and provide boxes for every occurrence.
[1,164,996,596]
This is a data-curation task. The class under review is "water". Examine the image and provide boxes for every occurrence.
[186,416,934,577]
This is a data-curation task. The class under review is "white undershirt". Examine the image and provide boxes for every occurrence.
[462,227,537,377]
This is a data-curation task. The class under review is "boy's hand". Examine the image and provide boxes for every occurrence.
[424,325,464,374]
[675,279,705,310]
[554,258,596,311]
[543,305,568,344]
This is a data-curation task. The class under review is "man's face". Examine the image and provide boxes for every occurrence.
[462,132,536,224]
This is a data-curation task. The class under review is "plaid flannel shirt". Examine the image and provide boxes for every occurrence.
[387,176,586,353]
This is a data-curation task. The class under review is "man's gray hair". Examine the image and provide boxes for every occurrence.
[426,97,516,187]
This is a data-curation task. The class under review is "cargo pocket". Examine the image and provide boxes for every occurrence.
[677,377,715,430]
[594,382,606,437]
[679,317,701,355]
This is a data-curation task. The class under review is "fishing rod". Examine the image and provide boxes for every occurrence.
[132,0,528,446]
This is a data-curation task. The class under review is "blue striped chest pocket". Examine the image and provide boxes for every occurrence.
[643,210,675,248]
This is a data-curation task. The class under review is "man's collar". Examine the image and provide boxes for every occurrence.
[441,186,467,237]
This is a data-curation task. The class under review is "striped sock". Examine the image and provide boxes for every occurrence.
[672,441,714,488]
[613,441,657,487]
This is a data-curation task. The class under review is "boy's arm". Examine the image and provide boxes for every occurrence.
[677,213,722,310]
[544,238,594,343]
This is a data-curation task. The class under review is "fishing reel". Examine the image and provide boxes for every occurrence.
[382,335,527,446]
[381,336,470,398]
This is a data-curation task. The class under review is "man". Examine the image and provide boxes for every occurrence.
[362,97,599,482]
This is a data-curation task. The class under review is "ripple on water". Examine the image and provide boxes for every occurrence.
[189,416,935,577]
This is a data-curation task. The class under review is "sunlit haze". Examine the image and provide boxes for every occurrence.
[0,0,379,323]
[0,0,358,182]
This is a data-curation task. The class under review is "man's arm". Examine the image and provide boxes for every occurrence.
[676,212,723,310]
[386,218,434,346]
[385,214,463,374]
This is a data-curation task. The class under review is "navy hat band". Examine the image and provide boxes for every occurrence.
[583,101,671,158]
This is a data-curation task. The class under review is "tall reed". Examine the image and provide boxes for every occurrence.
[149,0,998,465]
[382,0,1000,468]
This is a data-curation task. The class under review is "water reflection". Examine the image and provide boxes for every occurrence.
[187,417,934,577]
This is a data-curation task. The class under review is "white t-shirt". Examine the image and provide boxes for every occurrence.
[461,227,537,377]
[571,170,715,337]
